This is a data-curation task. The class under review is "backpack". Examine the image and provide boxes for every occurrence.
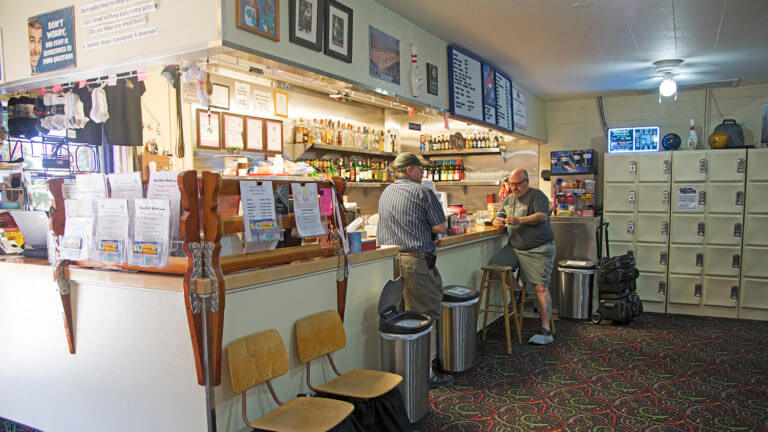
[714,119,745,148]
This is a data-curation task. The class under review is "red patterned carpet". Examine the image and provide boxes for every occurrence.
[415,313,768,432]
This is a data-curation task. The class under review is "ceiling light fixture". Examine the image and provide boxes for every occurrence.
[653,59,683,103]
[659,73,677,97]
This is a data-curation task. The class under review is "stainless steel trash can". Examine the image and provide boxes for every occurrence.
[379,278,433,423]
[558,259,595,320]
[438,285,479,372]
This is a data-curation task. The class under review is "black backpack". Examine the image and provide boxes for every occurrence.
[714,119,745,148]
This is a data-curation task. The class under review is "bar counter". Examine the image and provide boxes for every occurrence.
[0,227,506,432]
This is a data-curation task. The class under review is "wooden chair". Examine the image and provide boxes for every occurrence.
[477,264,523,353]
[514,270,556,335]
[227,329,354,432]
[295,310,402,400]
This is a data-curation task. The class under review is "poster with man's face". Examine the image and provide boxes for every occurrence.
[28,7,77,75]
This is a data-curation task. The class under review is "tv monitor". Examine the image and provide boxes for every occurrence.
[608,126,660,153]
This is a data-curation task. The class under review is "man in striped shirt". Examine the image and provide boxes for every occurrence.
[378,152,451,386]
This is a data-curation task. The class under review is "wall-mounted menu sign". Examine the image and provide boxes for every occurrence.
[28,7,77,75]
[447,45,514,132]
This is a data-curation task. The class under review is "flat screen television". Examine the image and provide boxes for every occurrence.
[608,126,660,153]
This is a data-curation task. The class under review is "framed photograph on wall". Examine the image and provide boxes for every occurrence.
[369,26,400,84]
[223,113,245,149]
[289,0,322,51]
[236,0,280,42]
[210,83,230,110]
[274,90,288,118]
[196,110,221,149]
[265,119,283,153]
[427,63,438,96]
[324,0,353,63]
[245,116,265,151]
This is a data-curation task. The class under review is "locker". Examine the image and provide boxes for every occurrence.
[741,246,768,278]
[703,277,739,308]
[668,274,702,305]
[672,183,705,214]
[637,183,670,212]
[635,243,668,273]
[608,241,634,257]
[604,214,636,242]
[637,153,671,182]
[604,184,636,213]
[670,214,705,244]
[746,149,768,181]
[739,278,768,310]
[704,245,741,277]
[636,272,667,305]
[706,183,744,214]
[705,215,743,246]
[744,215,768,246]
[669,245,704,275]
[604,154,636,182]
[672,151,707,182]
[636,213,669,243]
[708,149,746,182]
[745,182,768,214]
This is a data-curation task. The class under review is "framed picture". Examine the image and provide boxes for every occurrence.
[223,113,245,149]
[0,28,5,84]
[245,116,265,151]
[210,83,229,110]
[265,119,283,153]
[324,0,353,63]
[369,26,400,84]
[289,0,322,51]
[274,90,288,118]
[196,110,221,149]
[427,63,438,96]
[236,0,280,42]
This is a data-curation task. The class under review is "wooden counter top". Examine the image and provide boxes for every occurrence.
[436,226,505,248]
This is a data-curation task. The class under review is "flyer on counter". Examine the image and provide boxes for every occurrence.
[290,183,326,238]
[65,199,94,217]
[108,172,143,213]
[132,199,171,267]
[240,181,281,243]
[75,173,108,200]
[95,199,130,264]
[147,171,181,244]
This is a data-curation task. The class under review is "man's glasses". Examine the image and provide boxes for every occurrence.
[509,178,528,188]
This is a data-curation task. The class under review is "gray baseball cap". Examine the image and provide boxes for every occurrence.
[391,152,426,170]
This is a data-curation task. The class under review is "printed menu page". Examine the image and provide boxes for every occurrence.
[290,183,326,238]
[240,181,281,243]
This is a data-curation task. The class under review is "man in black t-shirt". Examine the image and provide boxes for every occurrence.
[493,168,556,345]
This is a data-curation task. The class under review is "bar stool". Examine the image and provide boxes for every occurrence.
[477,264,522,354]
[514,270,556,335]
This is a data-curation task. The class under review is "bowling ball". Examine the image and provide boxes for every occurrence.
[708,131,729,149]
[662,133,681,150]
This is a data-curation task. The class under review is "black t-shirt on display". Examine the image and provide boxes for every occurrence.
[104,77,145,147]
[70,87,103,146]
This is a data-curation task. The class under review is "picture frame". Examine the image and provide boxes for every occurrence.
[0,28,5,84]
[274,90,288,118]
[264,119,284,153]
[245,116,265,151]
[222,113,245,149]
[427,63,438,96]
[369,26,400,84]
[289,0,323,51]
[196,110,221,149]
[236,0,280,42]
[323,0,353,63]
[210,83,230,110]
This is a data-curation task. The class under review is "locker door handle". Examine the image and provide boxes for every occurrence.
[695,253,703,267]
[734,223,742,238]
[694,284,702,297]
[732,254,741,268]
[699,159,708,173]
[663,159,671,175]
[737,158,745,173]
[659,251,667,266]
[736,191,744,206]
[697,222,705,237]
[658,281,666,296]
[730,286,739,300]
[629,161,637,175]
[661,221,669,236]
[662,191,670,206]
[627,221,635,235]
[628,190,636,206]
[698,191,707,205]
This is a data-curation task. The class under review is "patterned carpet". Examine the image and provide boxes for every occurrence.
[415,313,768,432]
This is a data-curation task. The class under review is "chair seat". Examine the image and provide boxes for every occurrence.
[250,396,354,432]
[315,369,402,399]
[482,264,515,272]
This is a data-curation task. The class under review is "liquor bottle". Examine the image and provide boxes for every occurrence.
[432,161,438,181]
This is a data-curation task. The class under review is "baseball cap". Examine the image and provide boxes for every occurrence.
[391,152,426,170]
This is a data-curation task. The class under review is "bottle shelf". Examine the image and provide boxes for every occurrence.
[421,148,501,157]
[301,143,397,158]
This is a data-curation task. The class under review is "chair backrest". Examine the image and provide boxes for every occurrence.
[295,310,346,364]
[227,329,289,394]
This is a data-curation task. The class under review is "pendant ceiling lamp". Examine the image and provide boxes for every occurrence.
[653,59,683,103]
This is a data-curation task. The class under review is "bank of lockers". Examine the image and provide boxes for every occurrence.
[739,149,768,321]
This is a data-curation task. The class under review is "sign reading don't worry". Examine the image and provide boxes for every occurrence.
[28,6,77,75]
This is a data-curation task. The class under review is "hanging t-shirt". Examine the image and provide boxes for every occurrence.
[104,76,145,147]
[69,86,103,146]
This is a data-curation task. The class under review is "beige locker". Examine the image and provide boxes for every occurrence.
[608,241,635,257]
[704,245,741,277]
[746,149,768,181]
[744,215,768,246]
[742,246,768,278]
[672,151,707,182]
[668,274,702,305]
[636,272,667,306]
[740,278,768,311]
[670,214,705,244]
[705,215,743,246]
[672,183,705,214]
[669,245,704,275]
[637,183,670,212]
[636,213,669,243]
[604,154,636,183]
[604,214,636,242]
[745,182,768,214]
[706,183,744,214]
[635,243,668,273]
[708,149,746,182]
[637,153,671,182]
[604,184,636,213]
[703,276,739,308]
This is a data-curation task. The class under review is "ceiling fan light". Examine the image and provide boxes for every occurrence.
[659,76,677,97]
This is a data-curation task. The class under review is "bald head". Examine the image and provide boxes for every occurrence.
[508,168,530,197]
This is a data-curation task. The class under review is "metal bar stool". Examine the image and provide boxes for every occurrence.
[477,264,522,354]
[514,270,556,335]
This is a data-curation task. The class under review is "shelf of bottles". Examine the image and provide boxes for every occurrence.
[307,157,393,184]
[419,132,503,156]
[423,159,466,182]
[294,118,399,155]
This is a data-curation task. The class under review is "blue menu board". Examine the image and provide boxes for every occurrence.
[448,45,514,132]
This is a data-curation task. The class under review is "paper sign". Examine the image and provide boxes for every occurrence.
[133,199,170,267]
[75,173,108,200]
[252,89,272,113]
[676,185,699,211]
[147,171,181,242]
[241,181,281,242]
[319,188,333,216]
[108,172,142,213]
[235,81,250,110]
[291,183,326,237]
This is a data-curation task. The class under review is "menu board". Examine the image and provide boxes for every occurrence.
[448,45,514,132]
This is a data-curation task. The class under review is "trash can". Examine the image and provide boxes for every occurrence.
[379,278,433,423]
[438,285,479,372]
[558,259,595,320]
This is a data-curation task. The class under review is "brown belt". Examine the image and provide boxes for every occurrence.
[398,251,433,258]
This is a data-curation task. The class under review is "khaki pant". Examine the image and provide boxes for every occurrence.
[396,254,443,321]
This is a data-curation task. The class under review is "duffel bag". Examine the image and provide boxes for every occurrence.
[598,279,635,296]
